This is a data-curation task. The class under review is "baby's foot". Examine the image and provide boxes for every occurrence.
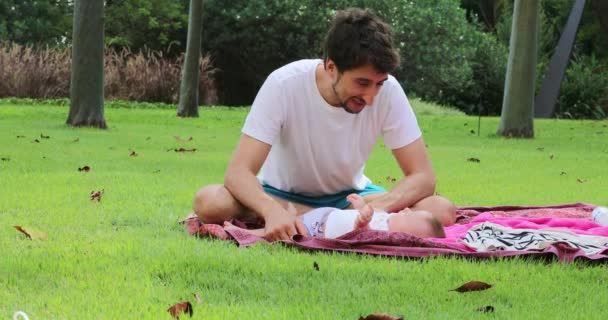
[354,204,373,230]
[347,193,366,210]
[223,221,265,237]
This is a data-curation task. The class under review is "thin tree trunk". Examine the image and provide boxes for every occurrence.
[66,0,106,128]
[534,0,586,118]
[497,0,538,138]
[177,0,203,117]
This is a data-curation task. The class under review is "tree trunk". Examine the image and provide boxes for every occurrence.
[66,0,106,129]
[497,0,538,138]
[177,0,203,118]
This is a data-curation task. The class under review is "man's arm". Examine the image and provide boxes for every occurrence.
[367,137,436,212]
[224,134,307,241]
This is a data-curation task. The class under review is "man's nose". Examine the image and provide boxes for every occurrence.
[362,85,381,105]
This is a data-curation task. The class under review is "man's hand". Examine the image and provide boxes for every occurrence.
[263,203,308,241]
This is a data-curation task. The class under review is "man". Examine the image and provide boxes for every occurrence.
[193,8,456,241]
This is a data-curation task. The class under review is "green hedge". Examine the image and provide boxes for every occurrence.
[201,0,508,114]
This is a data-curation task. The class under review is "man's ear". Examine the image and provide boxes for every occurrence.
[325,59,336,72]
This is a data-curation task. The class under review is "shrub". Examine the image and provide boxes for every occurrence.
[0,43,70,98]
[105,48,217,104]
[201,0,508,113]
[381,0,508,115]
[201,0,332,105]
[556,55,608,119]
[0,43,217,105]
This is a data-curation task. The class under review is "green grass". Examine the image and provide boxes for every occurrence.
[1,103,607,319]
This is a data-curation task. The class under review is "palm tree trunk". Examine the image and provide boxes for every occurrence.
[66,0,106,128]
[177,0,203,117]
[497,0,539,138]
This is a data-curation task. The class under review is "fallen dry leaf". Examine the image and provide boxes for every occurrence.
[476,306,494,313]
[167,301,193,319]
[90,190,104,202]
[359,313,403,320]
[40,134,50,139]
[169,148,197,153]
[467,157,480,163]
[450,281,492,293]
[193,293,203,304]
[174,136,193,142]
[313,261,319,271]
[14,226,48,240]
[78,165,91,172]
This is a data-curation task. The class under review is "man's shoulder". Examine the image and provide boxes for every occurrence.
[383,74,402,91]
[269,59,320,83]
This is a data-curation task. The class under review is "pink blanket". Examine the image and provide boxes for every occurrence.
[185,203,608,262]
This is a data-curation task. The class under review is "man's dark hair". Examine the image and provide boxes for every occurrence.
[323,8,400,74]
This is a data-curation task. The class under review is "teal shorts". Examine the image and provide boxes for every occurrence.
[262,183,387,209]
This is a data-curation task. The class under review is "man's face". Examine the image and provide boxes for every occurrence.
[327,60,389,114]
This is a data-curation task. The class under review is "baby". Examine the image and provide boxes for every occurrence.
[224,193,446,239]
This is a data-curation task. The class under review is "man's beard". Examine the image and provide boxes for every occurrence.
[332,78,364,114]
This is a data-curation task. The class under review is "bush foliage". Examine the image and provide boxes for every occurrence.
[201,0,508,113]
[556,55,608,119]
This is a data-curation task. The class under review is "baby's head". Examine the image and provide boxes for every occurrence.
[388,208,446,238]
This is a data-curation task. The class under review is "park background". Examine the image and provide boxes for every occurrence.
[1,0,607,119]
[2,1,608,319]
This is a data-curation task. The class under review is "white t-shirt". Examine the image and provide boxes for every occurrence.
[324,209,391,239]
[242,59,421,196]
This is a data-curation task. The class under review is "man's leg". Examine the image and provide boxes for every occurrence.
[358,192,457,226]
[193,184,313,224]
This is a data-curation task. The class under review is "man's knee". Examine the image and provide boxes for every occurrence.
[193,185,242,224]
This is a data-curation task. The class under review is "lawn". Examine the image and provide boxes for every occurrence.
[1,101,607,319]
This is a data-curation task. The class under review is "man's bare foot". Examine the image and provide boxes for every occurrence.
[347,193,367,210]
[223,221,266,237]
[354,204,374,230]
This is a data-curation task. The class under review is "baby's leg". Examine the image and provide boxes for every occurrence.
[347,193,367,210]
[223,221,266,237]
[388,210,446,238]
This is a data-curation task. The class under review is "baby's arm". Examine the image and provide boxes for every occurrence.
[347,193,367,210]
[353,204,374,230]
[346,194,375,230]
